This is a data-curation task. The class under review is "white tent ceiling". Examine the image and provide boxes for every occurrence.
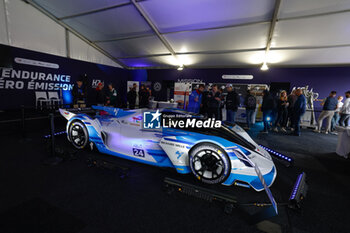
[15,0,350,68]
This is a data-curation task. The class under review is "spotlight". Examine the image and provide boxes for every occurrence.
[289,172,308,209]
[177,65,184,71]
[261,62,269,71]
[266,116,271,122]
[43,131,67,138]
[259,144,294,164]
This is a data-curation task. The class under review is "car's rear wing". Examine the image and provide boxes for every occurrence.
[58,106,136,121]
[58,107,95,121]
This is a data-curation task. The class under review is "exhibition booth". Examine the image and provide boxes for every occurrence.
[1,1,350,233]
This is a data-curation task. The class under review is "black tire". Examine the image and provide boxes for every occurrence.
[68,120,89,149]
[189,143,231,184]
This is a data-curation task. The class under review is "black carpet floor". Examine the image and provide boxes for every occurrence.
[0,118,349,233]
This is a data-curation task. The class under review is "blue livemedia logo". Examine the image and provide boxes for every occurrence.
[143,110,161,129]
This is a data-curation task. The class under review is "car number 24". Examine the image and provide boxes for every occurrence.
[133,148,145,157]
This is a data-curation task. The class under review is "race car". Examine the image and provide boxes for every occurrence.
[59,106,277,192]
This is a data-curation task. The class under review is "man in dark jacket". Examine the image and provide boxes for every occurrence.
[106,83,118,107]
[292,89,307,136]
[95,82,106,106]
[244,90,257,129]
[315,91,338,134]
[127,83,137,109]
[261,90,275,133]
[287,90,298,129]
[72,79,87,107]
[200,86,210,116]
[139,84,150,108]
[207,84,221,119]
[226,85,240,123]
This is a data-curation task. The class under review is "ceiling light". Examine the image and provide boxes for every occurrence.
[260,62,269,71]
[177,64,184,71]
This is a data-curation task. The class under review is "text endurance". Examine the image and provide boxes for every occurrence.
[0,68,73,91]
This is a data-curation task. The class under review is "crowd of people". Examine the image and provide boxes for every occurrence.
[95,82,120,107]
[260,88,306,136]
[127,83,151,109]
[187,84,259,129]
[71,80,153,109]
[314,90,350,134]
[187,85,350,136]
[72,78,350,135]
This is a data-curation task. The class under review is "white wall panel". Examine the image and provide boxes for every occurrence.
[279,0,350,19]
[139,0,275,33]
[6,0,66,56]
[69,32,122,68]
[272,13,350,48]
[87,46,123,68]
[96,35,169,58]
[0,0,9,45]
[165,23,269,53]
[33,0,130,18]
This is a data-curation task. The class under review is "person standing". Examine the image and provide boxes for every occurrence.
[339,91,350,126]
[127,83,137,109]
[106,83,117,107]
[225,85,240,123]
[200,85,210,117]
[139,84,150,108]
[72,79,87,108]
[95,82,106,106]
[287,90,298,130]
[261,90,275,133]
[187,84,204,113]
[330,96,344,132]
[292,89,307,136]
[207,84,221,119]
[273,91,289,132]
[218,87,225,120]
[244,90,257,130]
[315,91,338,134]
[146,87,152,97]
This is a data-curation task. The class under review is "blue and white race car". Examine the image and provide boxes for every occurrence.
[59,106,277,192]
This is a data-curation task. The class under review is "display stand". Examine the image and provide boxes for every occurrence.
[164,177,278,225]
[164,172,307,225]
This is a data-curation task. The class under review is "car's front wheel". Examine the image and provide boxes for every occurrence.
[189,143,231,184]
[68,120,89,149]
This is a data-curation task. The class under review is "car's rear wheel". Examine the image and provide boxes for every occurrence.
[68,120,89,149]
[189,143,231,184]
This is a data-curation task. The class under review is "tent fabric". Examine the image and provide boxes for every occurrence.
[0,0,122,68]
[2,0,350,69]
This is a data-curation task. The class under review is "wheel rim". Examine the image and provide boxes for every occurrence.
[192,149,224,180]
[70,124,86,147]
